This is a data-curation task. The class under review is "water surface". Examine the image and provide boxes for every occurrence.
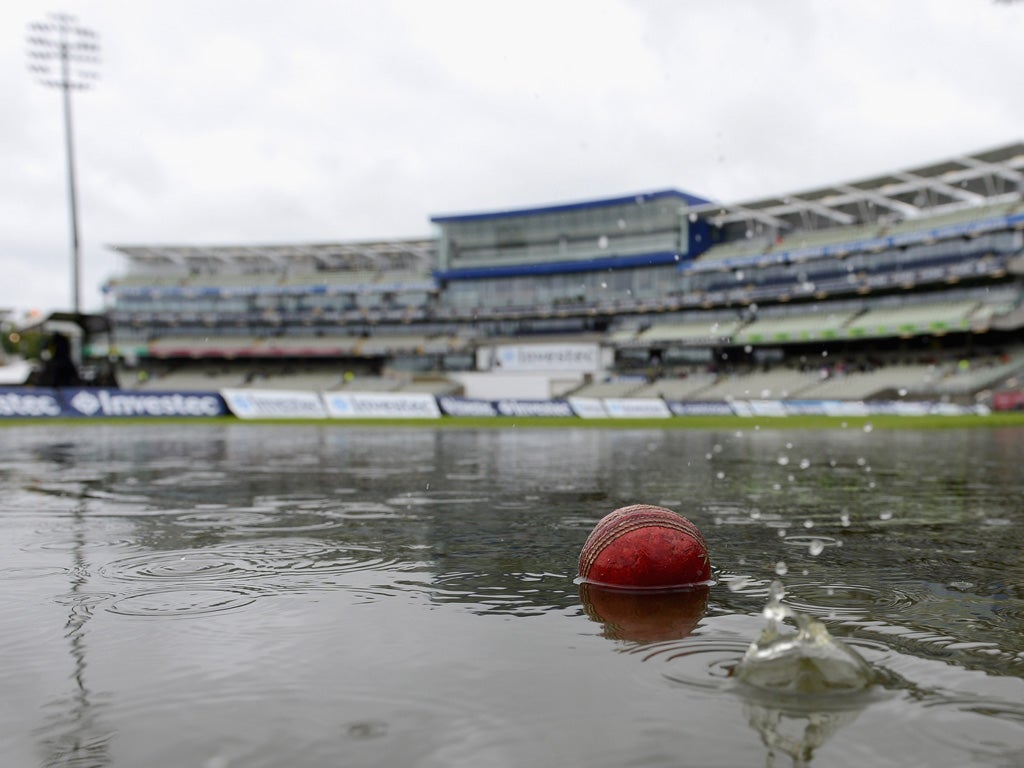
[1,424,1022,767]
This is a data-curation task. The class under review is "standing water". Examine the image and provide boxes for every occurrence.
[0,423,1022,767]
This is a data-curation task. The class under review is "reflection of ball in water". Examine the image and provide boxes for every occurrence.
[578,504,711,588]
[580,582,709,642]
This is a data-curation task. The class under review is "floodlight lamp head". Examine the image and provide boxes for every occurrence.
[25,12,101,90]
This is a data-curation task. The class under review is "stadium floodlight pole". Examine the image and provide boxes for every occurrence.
[26,12,100,314]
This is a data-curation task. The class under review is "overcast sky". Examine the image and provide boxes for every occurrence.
[3,0,1022,315]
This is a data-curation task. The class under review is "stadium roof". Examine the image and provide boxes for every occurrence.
[109,238,436,271]
[429,189,711,224]
[689,141,1024,233]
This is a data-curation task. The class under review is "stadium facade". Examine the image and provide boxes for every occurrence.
[101,143,1024,407]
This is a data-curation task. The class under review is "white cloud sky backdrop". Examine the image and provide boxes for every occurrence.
[3,0,1023,315]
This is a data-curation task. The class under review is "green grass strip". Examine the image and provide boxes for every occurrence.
[3,412,1024,430]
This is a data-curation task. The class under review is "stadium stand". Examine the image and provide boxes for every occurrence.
[635,316,746,345]
[688,368,820,401]
[843,298,980,338]
[734,309,858,344]
[569,378,648,398]
[629,374,718,400]
[97,142,1024,405]
[799,364,946,401]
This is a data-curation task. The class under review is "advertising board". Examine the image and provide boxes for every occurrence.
[221,389,327,419]
[323,392,441,419]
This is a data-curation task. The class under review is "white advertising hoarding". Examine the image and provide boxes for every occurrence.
[489,343,604,373]
[323,392,441,419]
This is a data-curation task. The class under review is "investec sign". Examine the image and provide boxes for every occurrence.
[0,388,63,417]
[65,388,226,417]
[323,392,441,419]
[221,389,326,419]
[494,343,601,372]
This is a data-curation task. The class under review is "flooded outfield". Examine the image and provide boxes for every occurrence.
[1,423,1022,767]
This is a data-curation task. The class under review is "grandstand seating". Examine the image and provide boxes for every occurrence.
[734,310,857,344]
[130,367,249,392]
[799,364,943,400]
[773,223,884,254]
[569,378,648,398]
[930,348,1024,395]
[241,370,345,391]
[630,374,717,399]
[354,335,438,356]
[882,199,1019,238]
[102,144,1024,408]
[395,378,462,396]
[696,236,775,264]
[689,368,820,400]
[844,299,980,338]
[331,375,405,392]
[636,317,745,344]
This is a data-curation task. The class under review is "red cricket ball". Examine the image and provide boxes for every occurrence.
[578,504,711,588]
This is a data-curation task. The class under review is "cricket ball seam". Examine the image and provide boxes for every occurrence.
[578,504,708,579]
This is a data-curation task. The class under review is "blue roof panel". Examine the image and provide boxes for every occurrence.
[435,250,688,281]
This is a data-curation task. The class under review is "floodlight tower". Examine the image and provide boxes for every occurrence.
[26,12,100,314]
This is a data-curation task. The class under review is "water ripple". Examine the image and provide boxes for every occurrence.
[98,539,403,585]
[782,580,929,619]
[107,586,263,618]
[655,638,751,692]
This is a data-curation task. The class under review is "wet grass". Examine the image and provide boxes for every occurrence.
[4,412,1024,430]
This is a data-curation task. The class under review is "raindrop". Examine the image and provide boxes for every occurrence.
[729,576,752,592]
[597,235,609,249]
[863,423,874,433]
[879,510,893,521]
[898,388,908,397]
[744,345,753,353]
[839,511,851,526]
[808,539,825,556]
[716,471,726,480]
[774,561,788,576]
[803,519,815,529]
[799,458,811,470]
[777,456,790,466]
